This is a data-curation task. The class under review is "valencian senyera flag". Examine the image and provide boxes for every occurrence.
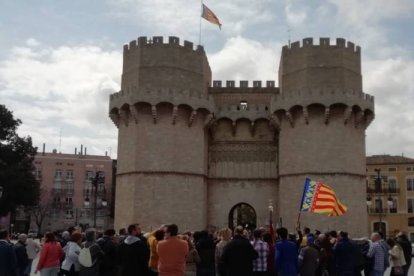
[201,4,222,29]
[300,178,347,216]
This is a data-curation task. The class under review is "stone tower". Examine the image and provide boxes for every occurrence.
[274,38,374,233]
[109,36,214,230]
[109,36,374,236]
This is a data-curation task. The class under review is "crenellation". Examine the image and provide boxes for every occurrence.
[283,37,359,53]
[213,81,222,88]
[138,36,147,45]
[320,37,330,46]
[253,81,262,88]
[336,38,346,47]
[129,40,137,50]
[169,36,179,45]
[240,80,248,87]
[184,40,194,49]
[302,37,313,46]
[347,41,355,51]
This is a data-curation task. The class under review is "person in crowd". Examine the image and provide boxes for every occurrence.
[215,228,232,276]
[195,230,215,276]
[157,224,189,276]
[275,227,298,276]
[395,232,411,276]
[26,233,41,275]
[367,232,389,276]
[386,238,406,276]
[262,232,276,276]
[251,229,269,276]
[0,229,17,276]
[298,235,319,276]
[330,231,338,245]
[61,232,82,276]
[79,229,103,276]
[118,228,127,244]
[219,226,258,276]
[180,234,199,276]
[96,229,117,276]
[333,231,356,276]
[35,232,64,276]
[59,231,71,249]
[315,233,336,276]
[14,234,29,276]
[148,229,166,276]
[117,224,150,276]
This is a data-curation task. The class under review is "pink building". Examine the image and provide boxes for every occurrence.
[31,147,113,232]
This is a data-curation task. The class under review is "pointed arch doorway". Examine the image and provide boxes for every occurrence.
[228,203,257,230]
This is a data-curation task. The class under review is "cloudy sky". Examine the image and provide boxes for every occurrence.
[1,0,413,158]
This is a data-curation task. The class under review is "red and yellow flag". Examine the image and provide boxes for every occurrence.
[201,4,222,29]
[300,178,347,216]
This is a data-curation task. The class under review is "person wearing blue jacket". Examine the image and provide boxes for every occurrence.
[0,229,17,276]
[275,227,298,276]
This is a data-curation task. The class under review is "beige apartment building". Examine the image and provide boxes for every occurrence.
[25,146,114,232]
[366,155,414,241]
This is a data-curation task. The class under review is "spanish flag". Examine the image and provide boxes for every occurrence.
[300,178,347,216]
[201,4,222,29]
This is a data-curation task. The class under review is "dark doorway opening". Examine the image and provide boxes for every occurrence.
[228,203,257,230]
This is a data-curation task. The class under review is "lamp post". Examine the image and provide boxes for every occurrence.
[367,169,393,236]
[0,186,3,198]
[84,171,106,228]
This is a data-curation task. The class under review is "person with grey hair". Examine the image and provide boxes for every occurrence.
[25,233,40,275]
[14,233,29,276]
[79,229,103,276]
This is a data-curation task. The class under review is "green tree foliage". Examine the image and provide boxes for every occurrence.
[0,105,39,216]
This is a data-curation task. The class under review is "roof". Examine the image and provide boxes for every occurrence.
[366,155,414,165]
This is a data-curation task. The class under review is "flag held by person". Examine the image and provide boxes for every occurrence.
[201,4,222,29]
[299,178,347,216]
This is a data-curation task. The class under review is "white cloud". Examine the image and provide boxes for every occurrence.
[209,36,281,82]
[0,43,122,157]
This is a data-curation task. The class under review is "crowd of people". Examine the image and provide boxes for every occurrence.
[0,224,412,276]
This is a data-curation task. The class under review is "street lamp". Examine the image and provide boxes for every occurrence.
[0,186,3,198]
[368,168,394,236]
[268,199,273,226]
[84,171,106,228]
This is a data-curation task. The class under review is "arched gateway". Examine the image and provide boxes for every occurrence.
[228,203,257,230]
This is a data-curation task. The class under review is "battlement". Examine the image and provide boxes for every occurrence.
[123,36,204,53]
[283,37,360,53]
[211,80,277,88]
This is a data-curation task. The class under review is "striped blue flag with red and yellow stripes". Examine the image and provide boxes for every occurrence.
[300,178,347,216]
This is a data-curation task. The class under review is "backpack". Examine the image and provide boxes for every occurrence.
[78,244,95,267]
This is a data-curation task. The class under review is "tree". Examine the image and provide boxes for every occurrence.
[27,188,52,234]
[0,105,39,216]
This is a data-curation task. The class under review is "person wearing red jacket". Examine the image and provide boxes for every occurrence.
[35,232,64,276]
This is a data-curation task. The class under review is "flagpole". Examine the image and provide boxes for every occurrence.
[199,0,203,45]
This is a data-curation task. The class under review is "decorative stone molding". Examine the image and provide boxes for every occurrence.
[324,107,330,124]
[285,111,294,127]
[344,106,352,124]
[172,105,178,125]
[303,106,309,124]
[188,110,197,127]
[109,112,120,128]
[129,106,139,124]
[119,109,129,126]
[151,105,157,124]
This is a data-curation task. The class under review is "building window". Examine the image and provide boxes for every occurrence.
[66,170,74,180]
[388,179,397,193]
[375,199,383,213]
[65,209,74,219]
[56,162,63,166]
[65,197,72,207]
[408,199,414,213]
[407,167,413,171]
[55,169,62,179]
[389,198,398,213]
[407,178,414,191]
[409,217,414,227]
[388,167,397,172]
[85,170,94,180]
